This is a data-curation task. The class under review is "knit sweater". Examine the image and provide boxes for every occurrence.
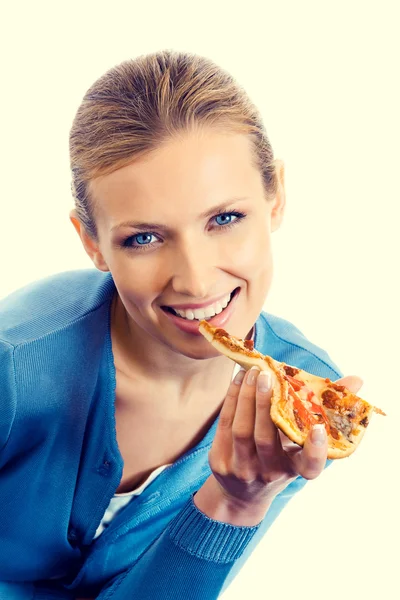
[0,270,342,599]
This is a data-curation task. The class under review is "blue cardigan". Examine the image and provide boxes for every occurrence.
[0,270,341,599]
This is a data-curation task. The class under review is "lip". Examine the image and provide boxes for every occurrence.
[162,289,236,311]
[160,288,240,336]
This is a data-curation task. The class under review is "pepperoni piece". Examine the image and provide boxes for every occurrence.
[244,339,254,351]
[283,365,301,377]
[214,327,230,339]
[330,427,340,440]
[329,383,347,393]
[321,389,340,409]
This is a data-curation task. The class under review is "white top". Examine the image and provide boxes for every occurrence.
[93,329,253,540]
[93,463,173,538]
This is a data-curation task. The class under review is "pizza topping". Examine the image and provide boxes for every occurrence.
[321,389,340,409]
[203,325,263,359]
[328,382,347,393]
[285,374,304,391]
[288,385,331,433]
[289,388,314,430]
[284,373,362,443]
[213,327,230,339]
[302,391,331,430]
[283,365,301,377]
[330,426,340,440]
[284,374,332,429]
[292,384,352,441]
[320,389,364,440]
[293,407,307,431]
[360,416,369,427]
[329,410,353,438]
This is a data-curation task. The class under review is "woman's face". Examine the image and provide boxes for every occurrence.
[73,129,285,360]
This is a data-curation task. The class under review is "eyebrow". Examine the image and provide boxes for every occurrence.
[110,197,249,233]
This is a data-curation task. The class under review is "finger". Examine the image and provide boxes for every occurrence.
[290,424,328,480]
[231,366,260,465]
[254,370,281,463]
[211,368,246,460]
[334,375,364,394]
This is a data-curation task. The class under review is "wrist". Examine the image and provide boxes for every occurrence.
[194,475,272,526]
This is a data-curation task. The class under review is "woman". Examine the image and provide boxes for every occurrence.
[0,50,361,599]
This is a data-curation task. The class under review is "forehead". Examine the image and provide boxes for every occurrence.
[89,130,263,225]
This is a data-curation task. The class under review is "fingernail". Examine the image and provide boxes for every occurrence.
[257,370,271,392]
[233,369,246,385]
[311,424,326,446]
[246,366,260,386]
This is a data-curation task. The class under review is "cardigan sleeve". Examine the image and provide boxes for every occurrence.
[95,492,265,600]
[94,474,314,600]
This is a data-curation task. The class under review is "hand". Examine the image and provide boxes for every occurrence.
[207,366,363,514]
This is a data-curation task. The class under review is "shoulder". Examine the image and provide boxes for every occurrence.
[255,310,343,379]
[0,270,115,451]
[0,269,115,346]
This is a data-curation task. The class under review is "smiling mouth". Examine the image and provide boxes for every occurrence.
[162,287,240,320]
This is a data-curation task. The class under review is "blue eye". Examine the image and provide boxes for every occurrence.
[215,213,238,226]
[122,210,246,251]
[134,234,156,246]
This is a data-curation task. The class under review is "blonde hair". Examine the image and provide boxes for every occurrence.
[70,49,278,240]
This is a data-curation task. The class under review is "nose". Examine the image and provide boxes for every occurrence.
[168,239,217,299]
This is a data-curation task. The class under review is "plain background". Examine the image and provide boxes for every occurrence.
[1,1,399,598]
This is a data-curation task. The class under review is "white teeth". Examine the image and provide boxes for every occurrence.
[193,308,207,320]
[182,310,195,320]
[203,305,216,319]
[214,302,223,315]
[173,291,233,321]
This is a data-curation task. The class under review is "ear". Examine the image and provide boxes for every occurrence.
[69,209,109,272]
[270,159,286,232]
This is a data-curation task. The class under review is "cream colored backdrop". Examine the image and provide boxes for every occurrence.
[1,1,399,598]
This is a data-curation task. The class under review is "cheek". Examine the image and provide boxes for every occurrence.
[229,226,272,273]
[111,256,174,314]
[107,256,154,306]
[230,226,274,302]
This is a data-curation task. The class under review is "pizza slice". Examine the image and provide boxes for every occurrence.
[198,320,385,459]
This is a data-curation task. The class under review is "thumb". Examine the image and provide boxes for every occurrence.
[334,375,364,394]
